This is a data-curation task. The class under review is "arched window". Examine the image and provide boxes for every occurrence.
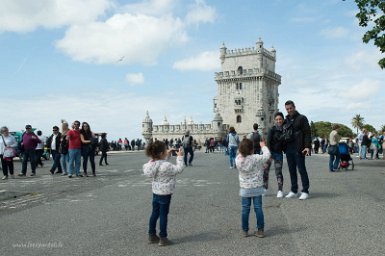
[237,66,243,75]
[236,115,242,123]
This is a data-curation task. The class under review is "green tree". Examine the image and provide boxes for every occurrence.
[314,121,354,138]
[363,123,376,133]
[310,121,318,138]
[380,124,385,133]
[351,114,365,134]
[348,0,385,68]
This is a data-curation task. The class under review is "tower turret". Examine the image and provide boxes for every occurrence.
[220,42,227,64]
[142,111,153,142]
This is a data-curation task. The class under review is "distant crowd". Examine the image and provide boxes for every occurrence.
[0,120,145,180]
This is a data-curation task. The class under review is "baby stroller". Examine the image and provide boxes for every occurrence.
[338,142,354,170]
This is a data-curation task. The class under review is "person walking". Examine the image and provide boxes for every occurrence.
[46,126,62,174]
[80,122,97,177]
[181,131,194,166]
[35,130,46,168]
[361,129,370,160]
[99,133,109,166]
[18,125,41,177]
[282,100,311,200]
[236,138,271,238]
[267,112,285,198]
[227,127,240,169]
[67,121,82,178]
[247,123,261,154]
[328,124,341,172]
[0,126,17,180]
[60,121,70,176]
[143,141,184,246]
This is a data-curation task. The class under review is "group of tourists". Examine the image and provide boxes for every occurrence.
[0,120,110,180]
[143,100,312,246]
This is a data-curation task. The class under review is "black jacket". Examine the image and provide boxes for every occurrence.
[46,132,62,151]
[267,125,284,153]
[284,111,312,153]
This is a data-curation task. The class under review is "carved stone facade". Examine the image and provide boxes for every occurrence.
[142,38,281,144]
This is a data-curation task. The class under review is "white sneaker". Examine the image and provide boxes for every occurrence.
[276,190,284,198]
[2,176,8,180]
[299,192,309,200]
[285,191,298,198]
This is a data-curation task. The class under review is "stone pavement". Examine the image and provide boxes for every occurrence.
[0,151,384,256]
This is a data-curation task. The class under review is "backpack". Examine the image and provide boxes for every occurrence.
[252,131,261,150]
[182,135,192,147]
[282,120,295,142]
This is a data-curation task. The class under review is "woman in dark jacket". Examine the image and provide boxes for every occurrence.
[267,112,285,198]
[80,122,96,176]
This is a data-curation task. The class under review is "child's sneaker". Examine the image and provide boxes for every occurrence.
[148,234,160,244]
[255,229,265,238]
[276,190,284,198]
[158,237,173,246]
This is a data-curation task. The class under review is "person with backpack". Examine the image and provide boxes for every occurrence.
[247,123,261,154]
[282,100,311,200]
[227,126,240,169]
[181,131,194,166]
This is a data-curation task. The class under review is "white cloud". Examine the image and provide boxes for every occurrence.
[320,26,349,39]
[55,13,187,65]
[185,0,217,25]
[344,49,383,71]
[126,73,144,85]
[120,0,175,16]
[173,51,219,71]
[0,0,112,32]
[341,79,380,100]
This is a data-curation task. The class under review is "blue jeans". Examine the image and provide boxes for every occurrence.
[50,150,62,173]
[286,152,310,194]
[361,145,367,159]
[329,149,340,171]
[241,196,264,231]
[228,145,238,168]
[183,146,194,165]
[68,149,81,176]
[61,153,69,173]
[149,194,172,238]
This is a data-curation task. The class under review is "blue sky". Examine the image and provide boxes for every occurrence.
[0,0,383,140]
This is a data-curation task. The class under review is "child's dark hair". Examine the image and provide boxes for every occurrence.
[238,138,253,157]
[146,140,167,159]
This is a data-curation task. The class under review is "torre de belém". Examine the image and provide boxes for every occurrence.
[142,38,281,145]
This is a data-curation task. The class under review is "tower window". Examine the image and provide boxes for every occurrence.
[237,66,243,75]
[236,115,242,123]
[236,83,243,90]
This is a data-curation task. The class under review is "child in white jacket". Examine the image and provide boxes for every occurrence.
[143,141,184,246]
[236,138,271,238]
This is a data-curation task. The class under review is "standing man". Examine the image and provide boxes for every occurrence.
[67,120,82,178]
[18,124,41,177]
[247,123,261,154]
[283,100,311,200]
[46,126,62,174]
[181,131,194,166]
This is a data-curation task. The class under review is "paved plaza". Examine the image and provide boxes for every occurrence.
[0,151,384,256]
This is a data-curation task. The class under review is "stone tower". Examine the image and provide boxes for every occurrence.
[214,38,281,136]
[142,111,153,142]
